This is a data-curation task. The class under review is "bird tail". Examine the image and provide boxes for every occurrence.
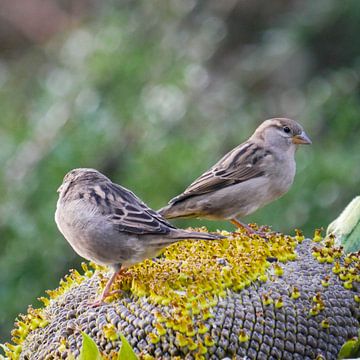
[171,229,225,241]
[158,204,174,218]
[158,204,195,220]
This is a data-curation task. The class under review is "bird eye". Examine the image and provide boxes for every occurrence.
[283,126,291,134]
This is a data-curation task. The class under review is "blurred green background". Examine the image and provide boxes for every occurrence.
[1,0,360,342]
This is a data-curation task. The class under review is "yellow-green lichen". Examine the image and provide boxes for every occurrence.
[5,226,359,360]
[100,227,298,351]
[3,226,299,359]
[1,262,100,359]
[312,233,360,293]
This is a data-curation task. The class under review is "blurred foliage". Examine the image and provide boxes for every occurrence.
[1,0,360,342]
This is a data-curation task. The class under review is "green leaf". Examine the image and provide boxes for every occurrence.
[338,334,360,359]
[327,196,360,252]
[79,331,102,360]
[118,333,138,360]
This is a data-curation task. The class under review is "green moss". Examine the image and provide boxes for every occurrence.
[1,227,360,359]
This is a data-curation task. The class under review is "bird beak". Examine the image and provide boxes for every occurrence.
[292,131,312,145]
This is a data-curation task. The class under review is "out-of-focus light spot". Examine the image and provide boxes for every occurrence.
[184,64,209,89]
[316,181,340,208]
[142,84,187,122]
[61,29,95,66]
[186,16,226,62]
[45,67,74,97]
[11,209,37,241]
[39,102,70,133]
[6,102,69,184]
[202,16,227,44]
[308,77,333,106]
[331,69,359,94]
[170,0,196,15]
[94,109,121,139]
[263,30,293,56]
[285,201,310,228]
[75,88,100,114]
[94,26,122,53]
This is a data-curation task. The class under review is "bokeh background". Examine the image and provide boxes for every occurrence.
[1,0,360,342]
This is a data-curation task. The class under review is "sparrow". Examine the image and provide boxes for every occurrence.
[55,168,223,304]
[159,118,311,232]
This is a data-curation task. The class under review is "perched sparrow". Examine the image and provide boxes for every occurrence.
[159,118,311,232]
[55,168,223,304]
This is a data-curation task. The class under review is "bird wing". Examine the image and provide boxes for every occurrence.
[169,142,272,204]
[102,182,176,235]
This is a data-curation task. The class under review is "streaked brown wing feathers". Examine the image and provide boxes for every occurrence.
[170,142,271,204]
[104,183,175,235]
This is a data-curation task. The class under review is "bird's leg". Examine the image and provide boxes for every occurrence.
[91,265,126,307]
[230,218,269,238]
[231,218,255,233]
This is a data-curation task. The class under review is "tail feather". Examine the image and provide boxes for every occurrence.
[158,204,173,218]
[158,204,195,220]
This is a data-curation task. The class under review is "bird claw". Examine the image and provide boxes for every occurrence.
[230,219,276,239]
[252,231,271,239]
[107,289,127,297]
[89,289,126,307]
[89,297,105,307]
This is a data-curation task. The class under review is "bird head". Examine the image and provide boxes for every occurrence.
[253,118,312,149]
[57,168,109,196]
